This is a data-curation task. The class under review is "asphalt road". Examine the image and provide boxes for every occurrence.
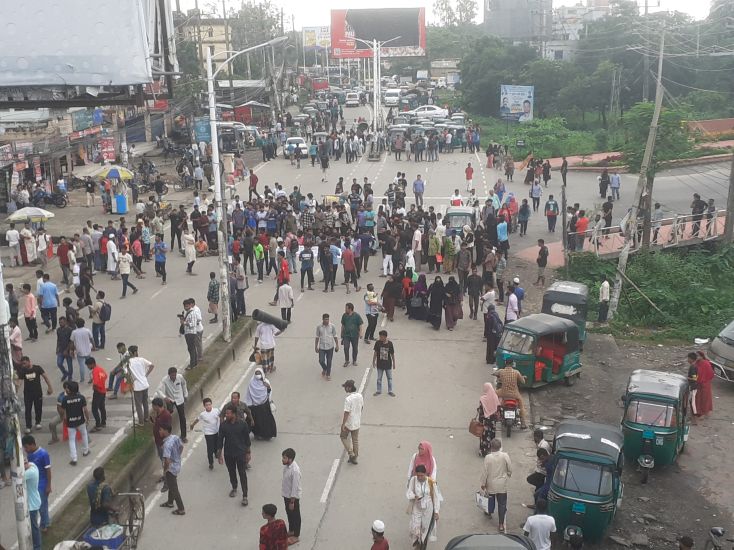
[2,102,730,549]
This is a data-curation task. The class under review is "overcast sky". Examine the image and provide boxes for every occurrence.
[182,0,712,29]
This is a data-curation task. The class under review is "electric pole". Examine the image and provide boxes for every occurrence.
[0,259,33,550]
[609,29,665,320]
[724,152,734,243]
[642,0,650,102]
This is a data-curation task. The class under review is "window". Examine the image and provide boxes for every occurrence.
[207,26,214,38]
[624,400,675,427]
[499,330,535,355]
[553,458,614,496]
[209,45,215,55]
[554,50,564,60]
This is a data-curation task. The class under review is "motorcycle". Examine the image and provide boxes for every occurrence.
[32,189,67,208]
[705,527,734,550]
[499,398,521,438]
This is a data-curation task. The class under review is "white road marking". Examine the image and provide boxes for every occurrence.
[144,361,257,515]
[319,459,341,504]
[380,316,388,328]
[151,288,164,299]
[357,366,370,394]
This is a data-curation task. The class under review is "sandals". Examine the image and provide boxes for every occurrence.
[172,509,186,515]
[159,502,174,508]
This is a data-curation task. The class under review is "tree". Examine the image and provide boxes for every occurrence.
[426,24,486,61]
[228,0,281,78]
[433,0,458,27]
[455,0,478,25]
[176,39,201,77]
[520,60,578,118]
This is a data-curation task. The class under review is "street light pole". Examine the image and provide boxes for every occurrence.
[206,49,232,342]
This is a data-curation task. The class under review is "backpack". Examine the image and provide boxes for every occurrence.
[99,302,112,322]
[289,239,299,253]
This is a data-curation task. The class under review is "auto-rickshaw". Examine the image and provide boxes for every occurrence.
[444,206,475,237]
[445,533,535,550]
[548,420,624,543]
[621,369,690,484]
[542,281,589,350]
[495,313,582,388]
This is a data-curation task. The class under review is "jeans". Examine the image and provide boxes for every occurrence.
[318,348,334,376]
[121,273,138,297]
[108,366,123,394]
[92,322,106,349]
[235,289,246,316]
[284,497,302,537]
[39,492,50,529]
[56,353,72,381]
[547,215,557,232]
[280,308,292,322]
[155,260,167,283]
[376,368,393,393]
[224,454,248,495]
[24,393,43,429]
[40,307,57,330]
[487,492,508,524]
[25,317,38,339]
[67,424,89,461]
[185,333,198,368]
[165,471,184,510]
[365,314,378,340]
[93,250,102,271]
[611,187,620,200]
[30,509,41,550]
[204,434,218,466]
[92,391,107,427]
[286,251,297,273]
[343,335,359,363]
[256,259,264,281]
[174,402,187,439]
[133,389,149,425]
[469,294,480,318]
[340,427,359,459]
[300,267,314,289]
[76,355,89,383]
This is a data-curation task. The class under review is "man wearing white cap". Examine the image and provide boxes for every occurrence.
[512,277,525,317]
[371,519,389,550]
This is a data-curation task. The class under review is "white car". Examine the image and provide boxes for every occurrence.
[345,92,360,107]
[405,105,449,118]
[284,137,309,158]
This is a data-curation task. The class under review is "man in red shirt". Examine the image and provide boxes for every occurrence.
[371,520,390,550]
[56,237,71,286]
[259,503,288,550]
[342,241,360,294]
[575,209,590,252]
[86,357,107,431]
[465,162,474,192]
[151,397,173,490]
[269,251,291,306]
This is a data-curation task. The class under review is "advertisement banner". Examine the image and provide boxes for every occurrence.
[303,26,331,50]
[0,144,13,164]
[72,109,94,132]
[33,156,42,182]
[99,137,116,162]
[330,8,426,59]
[194,117,212,143]
[500,85,534,123]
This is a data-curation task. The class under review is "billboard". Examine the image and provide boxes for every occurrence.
[303,26,331,50]
[330,8,426,59]
[500,85,534,123]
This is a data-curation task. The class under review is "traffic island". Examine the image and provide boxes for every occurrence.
[41,317,256,549]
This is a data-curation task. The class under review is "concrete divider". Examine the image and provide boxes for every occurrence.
[43,317,256,549]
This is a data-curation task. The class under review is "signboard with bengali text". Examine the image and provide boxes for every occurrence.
[330,8,426,59]
[500,85,534,123]
[303,26,331,50]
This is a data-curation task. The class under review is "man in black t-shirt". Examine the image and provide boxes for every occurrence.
[18,356,53,433]
[536,239,549,287]
[372,330,396,397]
[690,193,707,237]
[61,381,90,465]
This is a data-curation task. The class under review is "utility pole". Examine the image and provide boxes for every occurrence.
[724,152,734,243]
[195,0,204,76]
[562,181,569,276]
[642,0,650,102]
[0,259,33,550]
[609,29,665,319]
[222,0,234,103]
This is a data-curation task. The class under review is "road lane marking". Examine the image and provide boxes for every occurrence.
[151,288,164,299]
[357,367,370,394]
[319,459,341,504]
[144,361,256,515]
[380,316,388,328]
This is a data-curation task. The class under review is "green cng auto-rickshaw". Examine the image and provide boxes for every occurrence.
[621,369,690,484]
[496,314,582,388]
[542,281,589,350]
[548,420,624,543]
[445,533,536,550]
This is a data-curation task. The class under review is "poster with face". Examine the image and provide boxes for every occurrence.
[500,85,534,123]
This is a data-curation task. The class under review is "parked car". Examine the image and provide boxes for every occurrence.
[404,105,449,118]
[284,137,309,158]
[707,319,734,381]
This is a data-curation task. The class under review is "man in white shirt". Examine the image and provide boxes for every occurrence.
[450,189,463,207]
[5,223,20,266]
[505,285,519,323]
[598,275,610,323]
[70,318,95,383]
[281,448,303,544]
[192,299,204,361]
[340,379,363,465]
[117,246,138,298]
[190,397,220,469]
[254,321,281,374]
[127,345,154,426]
[523,498,556,550]
[156,367,189,442]
[412,224,422,272]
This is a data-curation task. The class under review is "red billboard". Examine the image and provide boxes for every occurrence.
[330,8,426,59]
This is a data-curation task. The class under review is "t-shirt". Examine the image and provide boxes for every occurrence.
[523,514,557,550]
[197,408,221,435]
[255,323,278,350]
[342,248,356,272]
[5,229,19,246]
[92,366,108,394]
[27,447,51,493]
[343,392,363,430]
[128,357,152,391]
[371,539,390,550]
[537,245,549,267]
[373,340,395,370]
[71,327,94,356]
[39,281,58,308]
[20,365,45,396]
[62,393,87,427]
[24,463,41,512]
[341,312,363,338]
[118,253,134,275]
[465,166,474,180]
[154,241,168,262]
[299,249,314,270]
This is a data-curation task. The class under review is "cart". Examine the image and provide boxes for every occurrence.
[80,492,145,550]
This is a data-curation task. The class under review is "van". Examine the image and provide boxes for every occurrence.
[383,89,401,107]
[345,92,360,107]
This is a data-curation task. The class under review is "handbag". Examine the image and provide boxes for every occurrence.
[469,413,485,438]
[475,491,489,513]
[269,400,277,413]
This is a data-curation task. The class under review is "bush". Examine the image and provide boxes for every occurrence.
[563,246,734,340]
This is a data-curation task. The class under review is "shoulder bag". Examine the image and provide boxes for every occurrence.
[469,410,485,438]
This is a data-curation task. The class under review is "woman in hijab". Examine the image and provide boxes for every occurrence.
[443,276,463,331]
[463,224,475,262]
[427,276,446,330]
[408,274,429,321]
[407,441,438,482]
[381,274,402,322]
[485,303,503,365]
[244,367,277,440]
[477,383,500,456]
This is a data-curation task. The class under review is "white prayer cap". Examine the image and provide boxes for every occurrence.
[372,520,385,533]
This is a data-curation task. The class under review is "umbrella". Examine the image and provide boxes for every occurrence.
[94,165,134,180]
[6,207,55,223]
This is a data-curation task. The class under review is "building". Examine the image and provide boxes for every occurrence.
[484,0,553,41]
[553,2,610,41]
[176,10,232,75]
